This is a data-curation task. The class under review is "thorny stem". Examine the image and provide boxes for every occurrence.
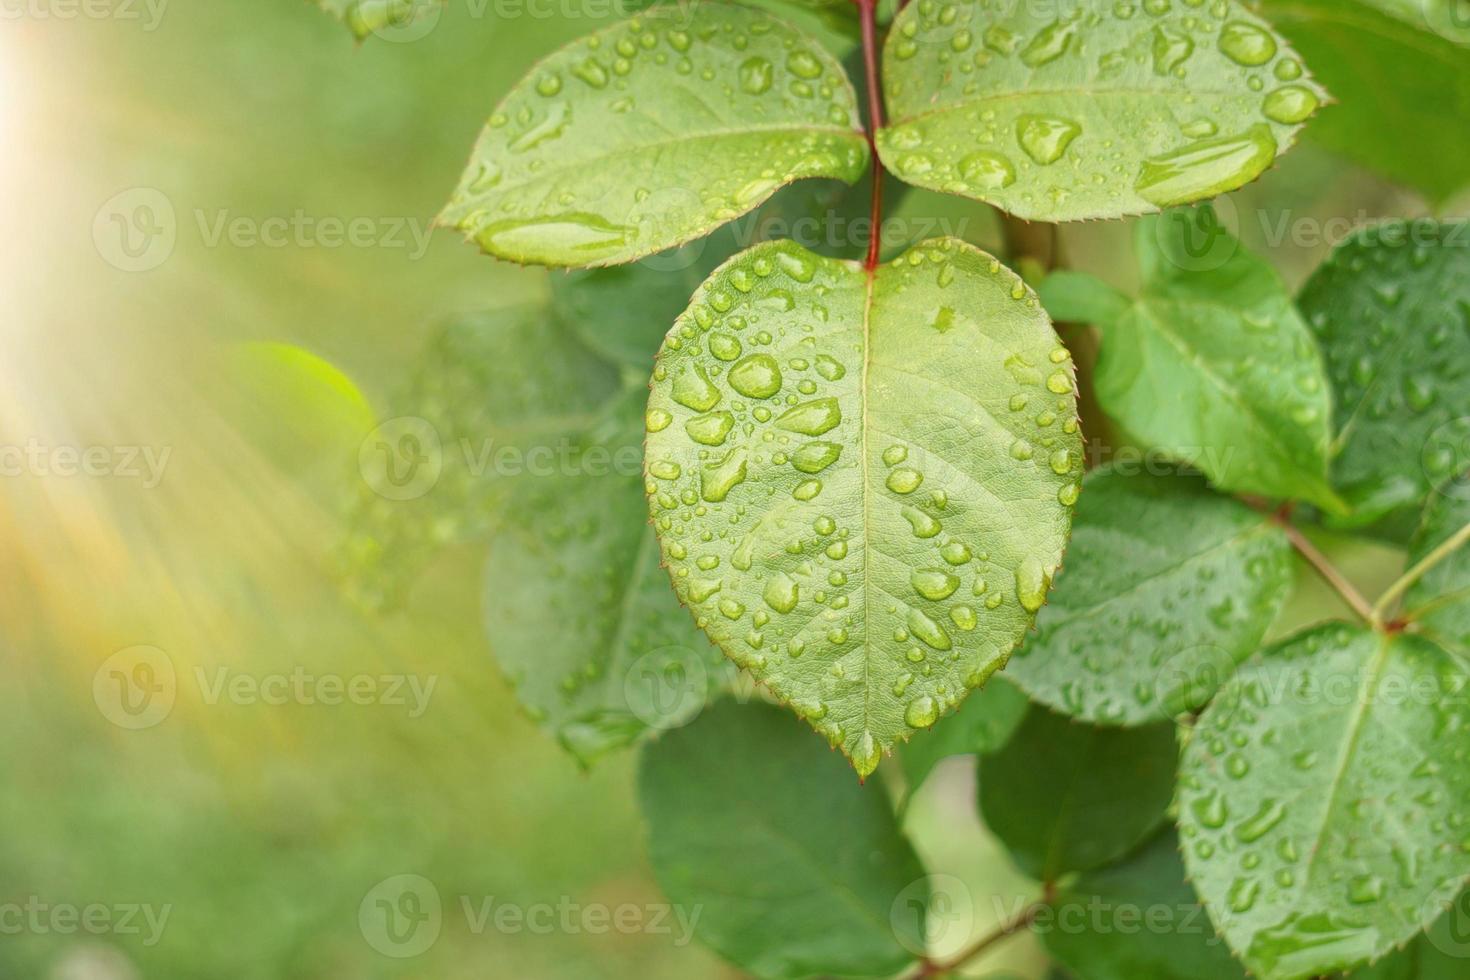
[1373,519,1470,628]
[909,888,1053,978]
[856,0,885,271]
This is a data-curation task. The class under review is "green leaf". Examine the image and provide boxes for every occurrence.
[483,387,729,765]
[1404,486,1470,652]
[1084,207,1341,510]
[440,4,869,268]
[1042,830,1246,980]
[638,698,928,979]
[342,307,627,608]
[1260,0,1470,203]
[550,173,911,368]
[1038,270,1132,327]
[1178,623,1470,980]
[342,309,729,764]
[1006,466,1294,726]
[1299,221,1470,523]
[314,0,442,41]
[876,0,1327,221]
[643,238,1082,777]
[898,676,1027,794]
[978,705,1177,882]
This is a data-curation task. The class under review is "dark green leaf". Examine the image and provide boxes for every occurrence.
[898,676,1027,794]
[639,699,928,979]
[978,705,1177,882]
[1178,623,1470,980]
[1007,466,1294,725]
[440,4,868,267]
[1261,0,1470,203]
[877,0,1327,220]
[1042,830,1246,980]
[643,238,1082,777]
[1299,221,1470,523]
[1082,207,1341,510]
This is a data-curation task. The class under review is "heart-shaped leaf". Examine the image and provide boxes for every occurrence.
[1178,623,1470,980]
[643,238,1081,776]
[440,3,868,267]
[877,0,1327,221]
[1006,466,1293,726]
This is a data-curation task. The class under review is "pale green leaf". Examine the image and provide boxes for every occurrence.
[1006,466,1293,725]
[342,307,625,609]
[876,0,1327,221]
[1042,830,1246,980]
[1260,0,1470,203]
[638,698,928,979]
[1178,623,1470,980]
[643,238,1082,777]
[483,387,728,765]
[1087,207,1341,510]
[1404,486,1470,652]
[440,4,869,268]
[898,675,1027,795]
[1298,221,1470,523]
[1037,270,1132,327]
[978,705,1177,881]
[314,0,442,41]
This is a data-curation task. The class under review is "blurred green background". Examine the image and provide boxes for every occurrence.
[0,1,1456,977]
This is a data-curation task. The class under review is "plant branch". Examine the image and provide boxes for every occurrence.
[1250,503,1376,625]
[856,0,884,271]
[911,897,1048,977]
[1374,519,1470,627]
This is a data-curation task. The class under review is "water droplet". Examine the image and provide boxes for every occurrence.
[787,50,823,80]
[1263,85,1320,124]
[1219,21,1277,66]
[792,441,842,474]
[960,151,1017,189]
[1016,557,1049,613]
[1152,24,1194,74]
[646,408,672,432]
[649,460,681,480]
[883,445,908,466]
[886,468,924,494]
[815,354,845,381]
[481,213,629,261]
[793,479,822,500]
[739,56,773,95]
[685,411,735,446]
[709,333,742,361]
[763,573,799,614]
[1135,125,1278,207]
[903,506,942,538]
[728,353,782,399]
[941,541,971,565]
[911,569,960,601]
[905,695,940,728]
[776,398,841,436]
[700,449,747,502]
[907,608,953,650]
[1021,19,1075,67]
[1018,115,1082,165]
[1236,799,1286,842]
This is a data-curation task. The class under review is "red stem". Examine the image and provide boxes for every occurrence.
[857,0,884,271]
